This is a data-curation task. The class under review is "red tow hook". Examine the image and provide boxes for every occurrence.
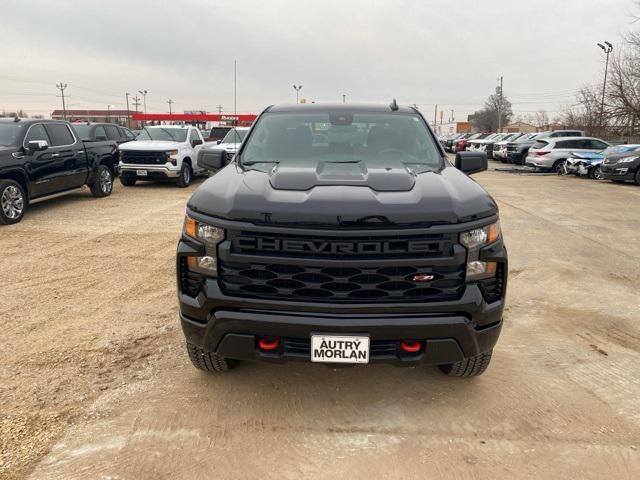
[400,340,422,353]
[258,337,280,351]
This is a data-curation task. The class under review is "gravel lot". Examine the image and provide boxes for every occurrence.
[1,163,639,479]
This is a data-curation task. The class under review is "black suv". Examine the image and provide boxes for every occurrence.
[177,103,507,377]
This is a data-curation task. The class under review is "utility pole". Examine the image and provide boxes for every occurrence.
[293,85,302,104]
[217,105,223,115]
[132,94,141,113]
[234,60,237,122]
[496,76,504,132]
[597,41,613,132]
[433,104,438,134]
[167,99,174,114]
[56,82,68,120]
[450,109,454,123]
[107,105,111,123]
[125,93,131,129]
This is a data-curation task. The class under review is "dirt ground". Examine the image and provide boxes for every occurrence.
[1,163,639,479]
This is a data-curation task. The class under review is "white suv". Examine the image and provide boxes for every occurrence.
[118,125,206,187]
[525,137,610,173]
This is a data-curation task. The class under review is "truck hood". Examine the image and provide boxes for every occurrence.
[119,140,182,151]
[188,163,497,226]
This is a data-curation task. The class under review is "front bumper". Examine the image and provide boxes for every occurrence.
[177,236,507,366]
[119,162,180,179]
[600,164,636,180]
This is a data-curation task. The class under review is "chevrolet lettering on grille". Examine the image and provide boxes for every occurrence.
[233,236,439,256]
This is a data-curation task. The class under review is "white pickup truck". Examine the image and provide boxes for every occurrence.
[118,125,205,187]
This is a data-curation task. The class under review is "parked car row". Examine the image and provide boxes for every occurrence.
[440,129,640,185]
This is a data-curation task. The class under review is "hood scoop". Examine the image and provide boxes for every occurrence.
[268,160,416,192]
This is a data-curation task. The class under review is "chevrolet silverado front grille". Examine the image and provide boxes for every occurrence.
[219,260,465,303]
[121,151,167,165]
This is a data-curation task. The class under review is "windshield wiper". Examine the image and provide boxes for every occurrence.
[241,159,280,166]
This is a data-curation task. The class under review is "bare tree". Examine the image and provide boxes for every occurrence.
[471,93,513,132]
[533,110,549,129]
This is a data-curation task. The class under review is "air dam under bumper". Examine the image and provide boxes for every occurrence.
[179,282,504,366]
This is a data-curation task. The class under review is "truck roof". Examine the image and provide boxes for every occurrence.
[266,103,417,114]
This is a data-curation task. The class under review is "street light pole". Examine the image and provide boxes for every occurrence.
[107,105,111,123]
[138,90,148,113]
[167,99,174,115]
[497,76,504,132]
[342,94,346,104]
[125,93,131,129]
[597,41,613,130]
[293,85,302,104]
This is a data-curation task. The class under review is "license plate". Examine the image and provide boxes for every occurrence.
[136,169,148,176]
[311,334,369,364]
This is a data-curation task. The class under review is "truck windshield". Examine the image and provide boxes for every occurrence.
[221,128,248,144]
[0,123,21,147]
[240,112,442,168]
[138,128,188,142]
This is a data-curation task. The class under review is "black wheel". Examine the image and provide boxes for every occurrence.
[187,343,237,373]
[439,350,493,377]
[589,166,603,180]
[0,179,27,225]
[176,162,192,188]
[552,160,566,174]
[89,165,113,197]
[635,169,640,186]
[120,176,136,187]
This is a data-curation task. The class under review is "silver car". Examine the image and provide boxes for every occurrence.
[525,137,610,173]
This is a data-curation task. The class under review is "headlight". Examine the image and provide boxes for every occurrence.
[460,221,501,280]
[187,255,217,275]
[167,149,179,158]
[184,216,225,244]
[617,156,639,163]
[183,217,224,277]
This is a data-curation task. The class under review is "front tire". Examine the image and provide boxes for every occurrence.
[120,176,136,187]
[89,165,113,197]
[187,343,237,373]
[589,166,603,180]
[176,162,192,188]
[439,350,493,377]
[0,179,27,225]
[635,169,640,185]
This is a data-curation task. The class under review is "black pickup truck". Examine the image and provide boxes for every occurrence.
[177,103,508,378]
[0,118,118,225]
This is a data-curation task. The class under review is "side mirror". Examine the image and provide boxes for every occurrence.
[455,151,487,175]
[191,139,203,148]
[216,140,222,145]
[27,140,49,152]
[197,148,225,171]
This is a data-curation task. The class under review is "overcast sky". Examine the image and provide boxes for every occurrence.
[0,0,635,123]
